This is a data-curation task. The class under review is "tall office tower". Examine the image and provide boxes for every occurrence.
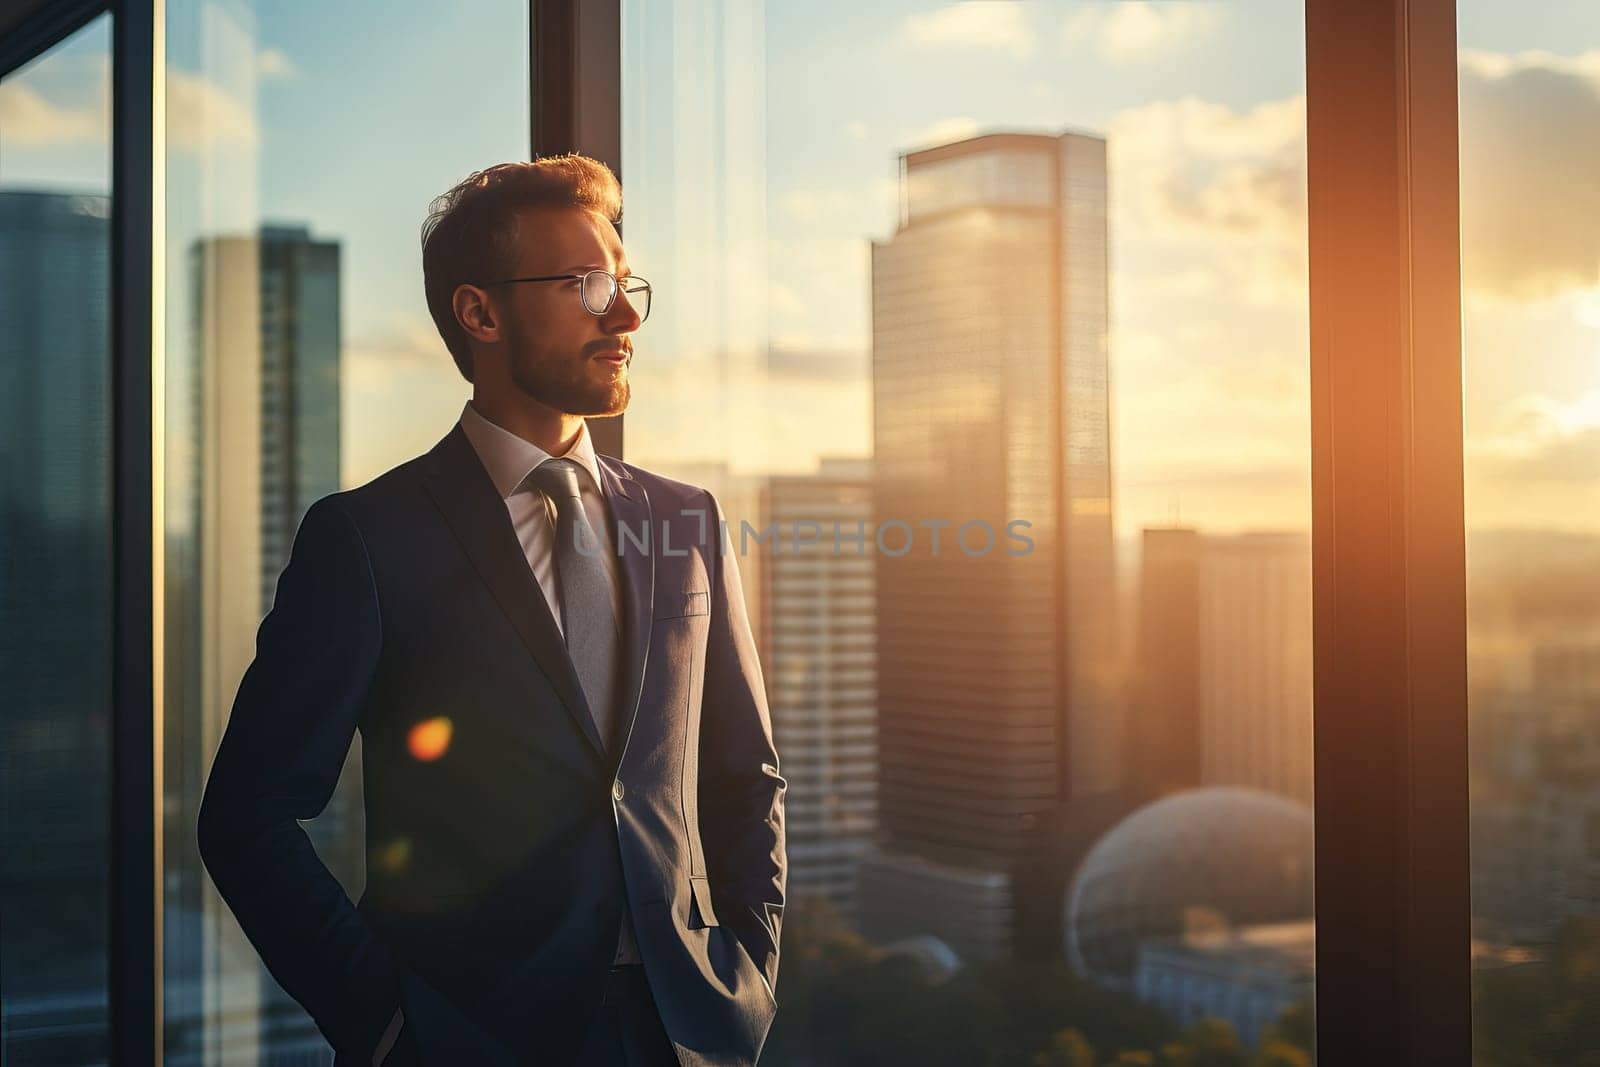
[167,224,346,1064]
[756,459,878,921]
[1198,532,1313,804]
[163,227,263,1066]
[0,190,113,1059]
[861,131,1114,962]
[256,225,342,615]
[1130,527,1203,800]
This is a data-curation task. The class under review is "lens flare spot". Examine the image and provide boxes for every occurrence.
[408,717,453,762]
[377,837,412,874]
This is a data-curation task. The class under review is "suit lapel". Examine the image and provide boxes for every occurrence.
[420,424,608,761]
[596,452,654,774]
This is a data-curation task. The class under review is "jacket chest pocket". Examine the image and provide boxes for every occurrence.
[654,588,708,619]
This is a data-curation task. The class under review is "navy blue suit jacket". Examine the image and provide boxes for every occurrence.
[197,423,787,1066]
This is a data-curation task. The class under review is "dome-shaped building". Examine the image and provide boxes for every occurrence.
[1063,786,1314,990]
[879,935,963,983]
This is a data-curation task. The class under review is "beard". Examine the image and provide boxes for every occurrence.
[509,346,630,417]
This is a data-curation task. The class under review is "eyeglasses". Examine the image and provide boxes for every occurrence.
[476,269,652,323]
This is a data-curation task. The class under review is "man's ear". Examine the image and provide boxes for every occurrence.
[453,284,497,343]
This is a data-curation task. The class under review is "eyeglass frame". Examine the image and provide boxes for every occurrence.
[473,268,652,322]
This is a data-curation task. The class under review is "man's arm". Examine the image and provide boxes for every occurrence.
[196,497,404,1062]
[697,489,788,996]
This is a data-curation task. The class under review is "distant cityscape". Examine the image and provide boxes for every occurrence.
[5,123,1599,1064]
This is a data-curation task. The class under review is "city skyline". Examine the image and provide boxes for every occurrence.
[7,7,1596,539]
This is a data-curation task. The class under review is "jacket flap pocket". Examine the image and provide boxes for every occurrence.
[654,589,709,620]
[688,875,720,928]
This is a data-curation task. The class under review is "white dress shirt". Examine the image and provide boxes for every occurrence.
[456,399,624,638]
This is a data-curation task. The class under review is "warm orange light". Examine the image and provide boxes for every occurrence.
[408,716,453,761]
[377,837,412,873]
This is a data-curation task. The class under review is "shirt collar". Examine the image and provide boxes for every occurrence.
[457,399,605,501]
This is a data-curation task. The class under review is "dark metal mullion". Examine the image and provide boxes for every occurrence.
[1305,0,1472,1062]
[531,0,624,459]
[530,0,574,157]
[110,0,161,1062]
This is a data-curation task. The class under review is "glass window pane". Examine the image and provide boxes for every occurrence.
[1456,7,1600,1064]
[0,13,115,1064]
[160,3,528,1059]
[622,1,1314,1061]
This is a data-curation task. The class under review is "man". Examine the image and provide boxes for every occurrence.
[198,156,786,1067]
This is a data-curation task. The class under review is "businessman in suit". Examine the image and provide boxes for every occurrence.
[197,155,787,1066]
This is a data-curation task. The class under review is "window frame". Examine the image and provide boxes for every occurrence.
[0,0,1476,1061]
[109,1,160,1062]
[1,1,157,1063]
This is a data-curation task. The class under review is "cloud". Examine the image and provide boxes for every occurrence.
[1471,390,1600,487]
[256,48,300,81]
[776,177,898,227]
[901,3,1036,60]
[767,233,874,350]
[0,58,108,146]
[1108,93,1307,266]
[342,312,466,487]
[0,50,281,152]
[166,68,262,151]
[345,311,450,391]
[1458,49,1600,300]
[1062,2,1222,65]
[1101,48,1600,307]
[899,116,981,152]
[765,343,868,383]
[845,121,869,142]
[625,361,871,478]
[1460,48,1600,82]
[777,186,861,225]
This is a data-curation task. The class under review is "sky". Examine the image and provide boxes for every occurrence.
[2,1,1597,541]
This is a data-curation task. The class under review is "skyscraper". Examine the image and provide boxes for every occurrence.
[1130,529,1314,806]
[166,224,345,1064]
[757,459,877,920]
[257,225,342,615]
[861,131,1114,961]
[1131,526,1203,800]
[0,189,114,1061]
[1198,532,1313,805]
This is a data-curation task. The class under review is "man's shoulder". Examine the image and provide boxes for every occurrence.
[341,454,435,510]
[602,456,717,510]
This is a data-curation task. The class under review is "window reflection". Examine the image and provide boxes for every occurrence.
[622,1,1314,1061]
[161,1,528,1060]
[0,13,115,1064]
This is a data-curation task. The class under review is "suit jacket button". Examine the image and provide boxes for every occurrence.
[612,779,625,802]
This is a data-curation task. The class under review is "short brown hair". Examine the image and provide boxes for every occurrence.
[421,155,623,382]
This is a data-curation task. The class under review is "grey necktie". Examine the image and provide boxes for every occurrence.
[523,458,640,964]
[524,458,621,753]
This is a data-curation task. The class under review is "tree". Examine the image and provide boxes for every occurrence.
[1258,995,1313,1053]
[1474,916,1600,1067]
[1249,1039,1310,1067]
[1031,1027,1096,1067]
[1159,1018,1247,1067]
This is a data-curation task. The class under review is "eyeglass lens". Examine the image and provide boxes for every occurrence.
[581,271,651,322]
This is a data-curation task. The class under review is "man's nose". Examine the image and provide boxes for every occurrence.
[604,290,643,331]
